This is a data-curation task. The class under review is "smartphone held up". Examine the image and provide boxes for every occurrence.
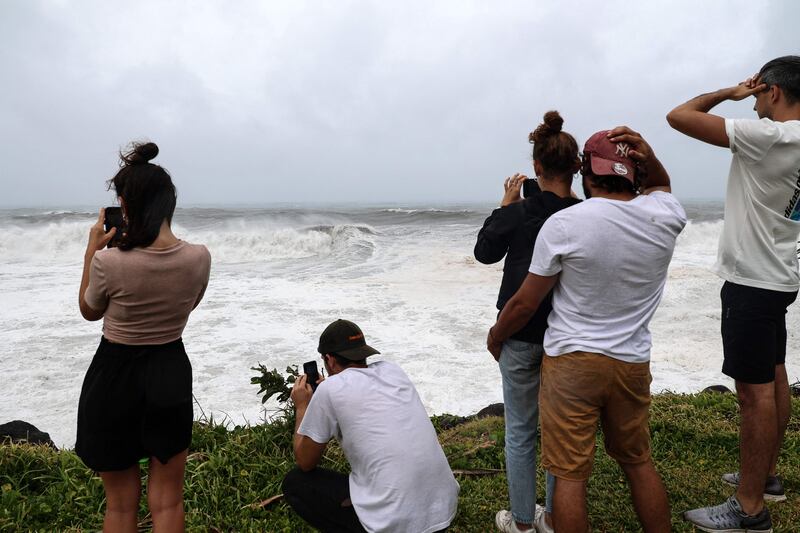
[303,360,321,392]
[522,178,540,199]
[104,207,124,248]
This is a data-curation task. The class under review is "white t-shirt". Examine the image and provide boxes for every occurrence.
[297,360,459,533]
[529,192,687,363]
[716,118,800,292]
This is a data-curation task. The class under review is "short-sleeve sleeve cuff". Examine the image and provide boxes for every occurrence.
[528,217,566,276]
[296,388,337,444]
[296,428,331,445]
[725,118,737,153]
[529,264,562,276]
[84,254,108,311]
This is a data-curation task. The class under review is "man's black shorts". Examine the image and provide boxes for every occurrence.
[721,281,798,384]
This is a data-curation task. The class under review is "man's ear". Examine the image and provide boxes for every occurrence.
[770,84,781,105]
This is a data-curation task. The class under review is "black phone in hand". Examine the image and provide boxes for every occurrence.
[522,178,540,198]
[303,361,320,392]
[104,206,123,248]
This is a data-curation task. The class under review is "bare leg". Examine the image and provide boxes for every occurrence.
[552,477,588,533]
[148,449,188,533]
[620,460,671,533]
[735,381,776,515]
[99,465,141,533]
[771,365,791,476]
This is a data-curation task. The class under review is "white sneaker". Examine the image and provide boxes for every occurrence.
[683,495,773,532]
[495,509,531,532]
[721,471,787,502]
[533,504,553,533]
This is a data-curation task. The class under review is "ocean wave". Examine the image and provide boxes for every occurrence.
[6,210,96,223]
[373,208,482,226]
[0,219,377,266]
[0,221,92,264]
[304,223,378,236]
[381,208,472,214]
[187,223,376,263]
[672,219,723,268]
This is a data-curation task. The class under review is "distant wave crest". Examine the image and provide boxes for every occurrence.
[0,218,377,265]
[194,223,376,263]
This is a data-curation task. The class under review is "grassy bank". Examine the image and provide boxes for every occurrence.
[2,393,799,531]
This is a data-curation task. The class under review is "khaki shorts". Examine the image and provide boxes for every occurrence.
[540,351,652,481]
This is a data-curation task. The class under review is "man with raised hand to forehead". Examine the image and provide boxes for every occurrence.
[487,127,686,532]
[668,56,800,533]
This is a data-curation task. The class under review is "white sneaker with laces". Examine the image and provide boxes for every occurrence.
[495,509,532,532]
[683,495,773,532]
[721,471,787,502]
[533,504,553,533]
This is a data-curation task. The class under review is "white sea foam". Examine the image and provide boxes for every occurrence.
[2,205,799,448]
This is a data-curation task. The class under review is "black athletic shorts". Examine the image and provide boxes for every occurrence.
[720,281,798,384]
[76,337,193,472]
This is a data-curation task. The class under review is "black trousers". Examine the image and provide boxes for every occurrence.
[282,467,366,533]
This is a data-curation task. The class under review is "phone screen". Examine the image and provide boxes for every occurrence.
[522,178,541,198]
[303,361,320,392]
[104,207,123,248]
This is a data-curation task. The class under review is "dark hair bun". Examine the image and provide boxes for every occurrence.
[121,141,159,166]
[529,110,564,144]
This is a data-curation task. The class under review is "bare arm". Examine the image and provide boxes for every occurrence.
[291,375,327,472]
[487,273,559,360]
[666,75,766,147]
[607,126,671,194]
[79,208,116,321]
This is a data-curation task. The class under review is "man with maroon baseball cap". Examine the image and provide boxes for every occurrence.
[488,126,687,532]
[282,319,459,533]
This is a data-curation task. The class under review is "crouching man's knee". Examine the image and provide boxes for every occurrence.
[281,466,309,501]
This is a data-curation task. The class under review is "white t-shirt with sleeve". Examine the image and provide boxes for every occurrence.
[717,118,800,292]
[529,192,687,363]
[297,360,459,533]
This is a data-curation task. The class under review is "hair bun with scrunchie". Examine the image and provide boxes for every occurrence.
[121,142,159,166]
[529,110,564,145]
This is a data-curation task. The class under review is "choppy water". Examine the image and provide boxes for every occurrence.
[2,201,798,448]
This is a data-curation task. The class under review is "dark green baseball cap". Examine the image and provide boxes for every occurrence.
[317,319,380,360]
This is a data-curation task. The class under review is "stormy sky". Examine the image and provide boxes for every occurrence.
[1,0,797,207]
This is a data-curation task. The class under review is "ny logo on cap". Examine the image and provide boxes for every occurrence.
[615,143,630,158]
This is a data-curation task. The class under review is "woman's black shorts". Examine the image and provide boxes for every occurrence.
[76,337,193,472]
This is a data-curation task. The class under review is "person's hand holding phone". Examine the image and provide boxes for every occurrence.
[501,174,527,207]
[303,361,325,392]
[290,374,314,410]
[86,208,117,259]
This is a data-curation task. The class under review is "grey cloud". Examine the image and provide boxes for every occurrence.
[0,0,795,206]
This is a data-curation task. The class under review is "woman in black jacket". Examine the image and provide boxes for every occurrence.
[475,111,580,533]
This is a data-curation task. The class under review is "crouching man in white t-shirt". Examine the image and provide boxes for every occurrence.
[668,56,800,533]
[487,127,687,533]
[282,319,459,533]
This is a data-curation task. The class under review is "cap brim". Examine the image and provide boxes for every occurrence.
[336,344,380,360]
[589,155,634,183]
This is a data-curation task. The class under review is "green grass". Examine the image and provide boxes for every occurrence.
[2,394,799,531]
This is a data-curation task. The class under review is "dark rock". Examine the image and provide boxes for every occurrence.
[703,385,732,394]
[475,403,505,418]
[432,403,505,431]
[431,414,471,431]
[791,381,800,398]
[0,420,57,449]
